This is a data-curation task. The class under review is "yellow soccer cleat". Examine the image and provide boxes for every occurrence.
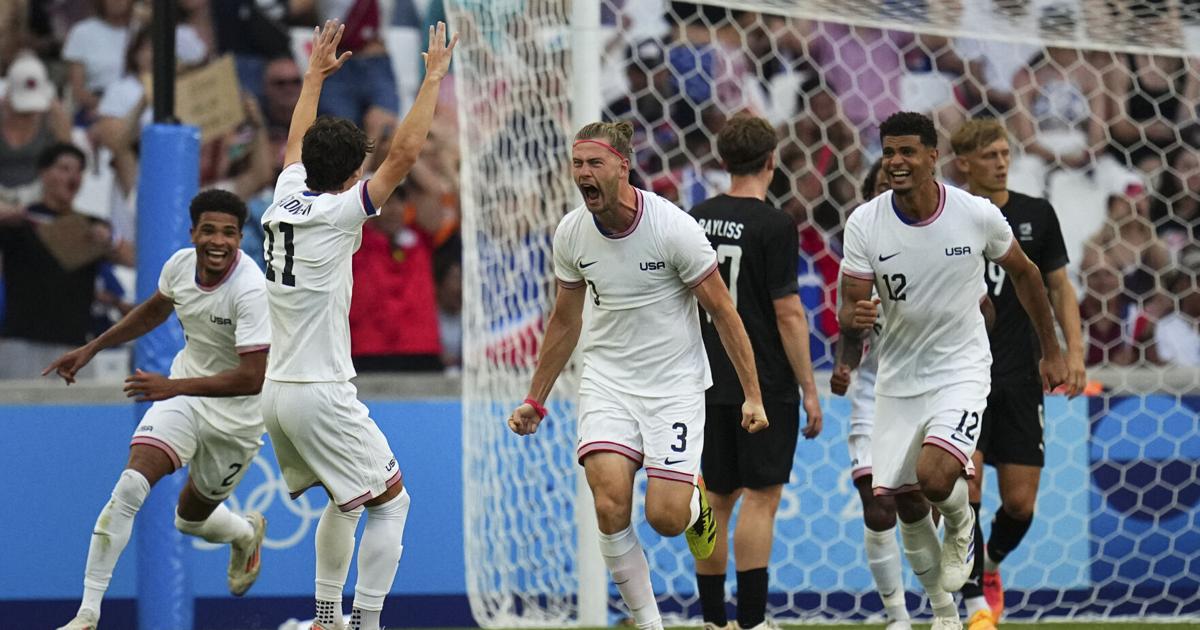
[968,609,998,630]
[686,477,718,561]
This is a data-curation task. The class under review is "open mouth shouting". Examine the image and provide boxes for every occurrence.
[579,182,602,206]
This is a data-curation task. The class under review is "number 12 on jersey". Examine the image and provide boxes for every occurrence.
[264,222,296,287]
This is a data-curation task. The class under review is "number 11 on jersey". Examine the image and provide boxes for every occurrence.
[264,222,297,287]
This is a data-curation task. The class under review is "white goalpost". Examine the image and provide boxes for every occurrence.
[449,0,1200,626]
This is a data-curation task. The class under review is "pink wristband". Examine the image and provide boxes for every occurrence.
[524,398,548,419]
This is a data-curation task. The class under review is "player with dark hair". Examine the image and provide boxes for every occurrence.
[258,20,455,630]
[690,114,823,630]
[839,111,1066,630]
[950,118,1086,630]
[508,119,767,630]
[47,189,270,630]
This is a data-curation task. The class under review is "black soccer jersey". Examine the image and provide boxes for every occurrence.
[692,194,800,404]
[983,190,1069,384]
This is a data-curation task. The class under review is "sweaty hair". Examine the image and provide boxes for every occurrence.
[189,189,248,228]
[950,118,1008,156]
[861,158,884,201]
[879,111,938,148]
[574,120,634,163]
[37,143,86,171]
[717,114,777,176]
[301,116,373,192]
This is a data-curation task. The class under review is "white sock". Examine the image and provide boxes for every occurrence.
[315,501,363,611]
[983,547,999,572]
[598,526,660,628]
[932,478,971,535]
[80,469,150,617]
[688,485,701,528]
[898,513,955,618]
[864,526,909,622]
[174,502,254,544]
[352,488,411,630]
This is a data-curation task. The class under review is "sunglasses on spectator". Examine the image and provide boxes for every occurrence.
[269,77,303,87]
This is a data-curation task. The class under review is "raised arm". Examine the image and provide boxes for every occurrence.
[365,22,458,208]
[693,271,768,433]
[43,290,175,384]
[283,20,353,167]
[508,284,587,436]
[773,294,822,437]
[996,243,1067,390]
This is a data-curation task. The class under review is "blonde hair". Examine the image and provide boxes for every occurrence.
[574,121,635,163]
[950,119,1009,156]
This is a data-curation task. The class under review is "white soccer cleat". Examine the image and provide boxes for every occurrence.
[738,620,782,630]
[228,511,266,596]
[702,624,735,630]
[56,608,99,630]
[931,615,964,630]
[939,507,976,593]
[885,620,914,630]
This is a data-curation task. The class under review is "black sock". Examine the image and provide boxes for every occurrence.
[697,573,727,625]
[988,505,1033,564]
[961,501,985,598]
[736,567,768,629]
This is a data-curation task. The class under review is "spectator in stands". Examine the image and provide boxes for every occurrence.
[434,239,462,371]
[61,0,136,124]
[212,0,293,103]
[952,0,1040,115]
[179,0,216,61]
[605,39,680,182]
[260,55,303,165]
[1150,245,1200,366]
[300,0,400,139]
[0,54,72,208]
[1151,129,1200,249]
[0,144,131,379]
[349,185,443,372]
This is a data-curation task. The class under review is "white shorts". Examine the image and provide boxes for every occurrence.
[576,379,704,484]
[261,379,401,511]
[847,432,872,482]
[132,396,264,502]
[871,381,988,496]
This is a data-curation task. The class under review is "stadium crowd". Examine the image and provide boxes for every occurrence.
[0,0,1197,380]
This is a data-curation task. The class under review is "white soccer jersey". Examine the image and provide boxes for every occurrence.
[157,248,271,433]
[553,188,718,397]
[261,163,380,382]
[840,183,1015,397]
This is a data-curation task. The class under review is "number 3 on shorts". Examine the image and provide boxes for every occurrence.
[671,422,687,453]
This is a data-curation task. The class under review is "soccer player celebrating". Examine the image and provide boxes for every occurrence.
[689,114,823,630]
[950,119,1086,630]
[507,120,768,630]
[831,158,914,630]
[259,20,454,630]
[47,190,270,630]
[838,112,1067,630]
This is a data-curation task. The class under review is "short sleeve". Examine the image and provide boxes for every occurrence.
[1038,200,1070,272]
[765,212,799,299]
[61,22,91,63]
[981,200,1017,261]
[329,180,379,232]
[839,210,875,280]
[667,209,718,287]
[157,250,186,300]
[272,162,308,205]
[234,277,272,354]
[552,217,584,288]
[96,78,142,118]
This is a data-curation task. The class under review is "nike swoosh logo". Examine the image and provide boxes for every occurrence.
[664,458,685,466]
[950,433,970,444]
[914,567,934,576]
[579,260,598,268]
[879,252,900,261]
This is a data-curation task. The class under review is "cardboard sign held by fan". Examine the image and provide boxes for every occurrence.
[142,55,244,142]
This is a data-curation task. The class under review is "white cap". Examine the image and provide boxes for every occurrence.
[5,54,54,113]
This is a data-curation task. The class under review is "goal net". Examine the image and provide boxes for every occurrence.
[450,0,1200,625]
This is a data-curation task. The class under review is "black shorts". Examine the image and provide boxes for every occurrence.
[701,402,799,494]
[978,381,1045,467]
